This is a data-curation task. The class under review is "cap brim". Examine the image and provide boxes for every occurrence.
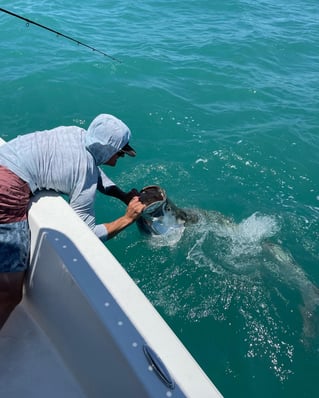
[122,143,136,157]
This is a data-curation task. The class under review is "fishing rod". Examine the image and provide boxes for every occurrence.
[0,7,121,63]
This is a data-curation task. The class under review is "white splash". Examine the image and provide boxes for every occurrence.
[214,212,280,259]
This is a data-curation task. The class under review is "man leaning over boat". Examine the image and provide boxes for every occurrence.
[0,114,145,329]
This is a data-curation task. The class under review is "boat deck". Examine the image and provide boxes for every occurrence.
[0,304,85,398]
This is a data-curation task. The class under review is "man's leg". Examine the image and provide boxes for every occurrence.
[0,271,25,329]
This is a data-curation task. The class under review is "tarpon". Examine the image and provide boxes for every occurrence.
[263,241,319,341]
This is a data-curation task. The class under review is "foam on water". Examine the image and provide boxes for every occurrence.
[185,211,280,273]
[212,211,280,262]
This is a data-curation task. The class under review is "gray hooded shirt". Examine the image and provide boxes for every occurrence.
[0,114,132,240]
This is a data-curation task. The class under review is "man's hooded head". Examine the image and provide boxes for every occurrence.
[85,114,136,165]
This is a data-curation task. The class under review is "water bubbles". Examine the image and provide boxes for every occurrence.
[195,158,208,164]
[127,206,317,384]
[208,212,280,268]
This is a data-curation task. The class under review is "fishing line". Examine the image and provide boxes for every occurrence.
[0,7,121,63]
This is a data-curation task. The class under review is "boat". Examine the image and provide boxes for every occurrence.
[0,138,222,397]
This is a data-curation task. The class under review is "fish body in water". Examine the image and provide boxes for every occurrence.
[264,241,319,341]
[137,185,198,236]
[137,187,319,342]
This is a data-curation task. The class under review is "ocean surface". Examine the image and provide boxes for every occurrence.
[1,1,319,396]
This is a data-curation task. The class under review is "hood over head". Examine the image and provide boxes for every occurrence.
[85,114,134,165]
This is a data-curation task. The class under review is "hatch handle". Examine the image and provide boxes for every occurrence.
[143,344,175,390]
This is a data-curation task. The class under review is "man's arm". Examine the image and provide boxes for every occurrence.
[97,170,139,205]
[103,196,145,239]
[104,185,139,205]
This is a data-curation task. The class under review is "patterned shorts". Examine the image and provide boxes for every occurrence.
[0,165,31,272]
[0,220,30,272]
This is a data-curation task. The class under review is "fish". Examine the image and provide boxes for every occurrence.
[263,241,319,342]
[136,185,198,236]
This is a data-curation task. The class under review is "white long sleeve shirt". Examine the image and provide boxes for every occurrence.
[0,114,132,240]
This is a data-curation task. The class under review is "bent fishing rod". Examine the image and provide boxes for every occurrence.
[0,7,121,63]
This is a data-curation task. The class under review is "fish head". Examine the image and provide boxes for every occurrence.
[137,185,193,236]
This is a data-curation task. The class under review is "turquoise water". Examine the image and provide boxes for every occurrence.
[1,1,319,396]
